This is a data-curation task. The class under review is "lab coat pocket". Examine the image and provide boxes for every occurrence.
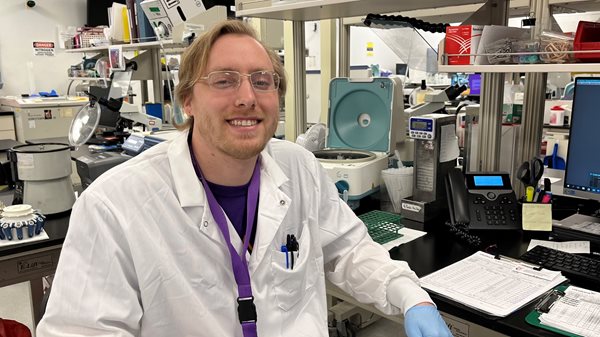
[270,230,317,311]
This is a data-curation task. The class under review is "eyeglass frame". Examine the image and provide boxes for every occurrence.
[197,70,281,93]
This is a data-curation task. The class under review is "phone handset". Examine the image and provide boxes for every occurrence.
[445,168,470,225]
[445,168,482,247]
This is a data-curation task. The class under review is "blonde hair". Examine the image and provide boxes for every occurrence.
[174,19,286,130]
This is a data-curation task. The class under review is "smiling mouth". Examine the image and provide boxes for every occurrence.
[228,119,259,126]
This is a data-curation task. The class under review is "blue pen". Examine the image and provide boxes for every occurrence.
[281,245,289,269]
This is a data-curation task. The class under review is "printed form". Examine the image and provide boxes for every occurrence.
[421,251,567,317]
[539,286,600,337]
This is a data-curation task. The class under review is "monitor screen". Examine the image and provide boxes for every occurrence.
[563,77,600,201]
[468,73,481,96]
[395,63,408,77]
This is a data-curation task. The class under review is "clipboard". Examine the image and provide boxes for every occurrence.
[420,251,567,317]
[525,285,581,337]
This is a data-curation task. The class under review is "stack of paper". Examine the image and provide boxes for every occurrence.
[539,286,600,337]
[421,251,568,317]
[108,2,132,42]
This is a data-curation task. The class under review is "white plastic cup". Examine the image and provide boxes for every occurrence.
[382,167,414,213]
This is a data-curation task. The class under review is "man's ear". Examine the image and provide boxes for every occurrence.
[182,96,193,117]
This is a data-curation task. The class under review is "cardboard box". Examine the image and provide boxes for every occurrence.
[445,25,483,65]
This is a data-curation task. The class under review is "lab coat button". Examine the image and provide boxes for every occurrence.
[279,200,286,205]
[203,221,209,227]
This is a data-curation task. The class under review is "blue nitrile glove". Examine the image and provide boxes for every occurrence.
[404,305,453,337]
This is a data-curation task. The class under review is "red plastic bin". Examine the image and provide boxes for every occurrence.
[574,21,600,62]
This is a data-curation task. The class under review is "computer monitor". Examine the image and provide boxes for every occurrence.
[468,73,481,96]
[563,77,600,201]
[395,63,409,77]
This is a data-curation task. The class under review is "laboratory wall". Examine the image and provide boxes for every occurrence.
[304,22,323,124]
[0,0,85,97]
[301,21,446,123]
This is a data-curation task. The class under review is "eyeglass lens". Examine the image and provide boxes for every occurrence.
[208,71,278,91]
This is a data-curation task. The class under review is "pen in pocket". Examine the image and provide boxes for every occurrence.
[280,245,289,269]
[286,234,300,269]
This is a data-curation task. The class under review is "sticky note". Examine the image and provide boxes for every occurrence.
[522,203,552,231]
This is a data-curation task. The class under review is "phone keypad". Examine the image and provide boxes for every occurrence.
[470,193,519,228]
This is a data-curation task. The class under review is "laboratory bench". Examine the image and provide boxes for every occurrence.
[329,216,600,337]
[395,221,559,337]
[0,191,69,324]
[1,186,598,336]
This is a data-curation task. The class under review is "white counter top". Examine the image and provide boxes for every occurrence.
[0,96,88,109]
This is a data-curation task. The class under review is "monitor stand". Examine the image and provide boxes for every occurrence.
[553,213,600,247]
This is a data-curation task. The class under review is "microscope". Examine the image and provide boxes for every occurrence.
[405,84,468,116]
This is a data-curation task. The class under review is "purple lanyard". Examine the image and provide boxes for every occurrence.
[190,150,260,337]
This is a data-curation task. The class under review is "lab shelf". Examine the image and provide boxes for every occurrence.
[63,40,183,53]
[63,41,181,106]
[236,0,485,21]
[438,63,600,73]
[67,77,108,81]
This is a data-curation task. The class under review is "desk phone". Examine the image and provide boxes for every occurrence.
[446,169,520,230]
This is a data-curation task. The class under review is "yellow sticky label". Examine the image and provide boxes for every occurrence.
[522,203,552,231]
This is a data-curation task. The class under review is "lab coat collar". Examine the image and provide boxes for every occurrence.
[168,130,290,208]
[249,144,291,268]
[169,129,206,208]
[168,131,291,269]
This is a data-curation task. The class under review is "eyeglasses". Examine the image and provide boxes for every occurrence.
[198,70,280,92]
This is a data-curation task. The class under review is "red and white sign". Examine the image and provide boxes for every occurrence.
[32,41,55,56]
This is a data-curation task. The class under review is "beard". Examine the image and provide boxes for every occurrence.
[195,113,277,160]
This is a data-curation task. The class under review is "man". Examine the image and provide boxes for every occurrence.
[37,20,452,337]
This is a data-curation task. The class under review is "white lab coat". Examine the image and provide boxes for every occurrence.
[37,130,432,337]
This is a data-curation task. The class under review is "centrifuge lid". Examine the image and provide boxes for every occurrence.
[327,77,397,153]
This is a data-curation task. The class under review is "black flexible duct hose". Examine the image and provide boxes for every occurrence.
[364,13,450,33]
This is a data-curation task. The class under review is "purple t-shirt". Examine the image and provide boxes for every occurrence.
[206,181,249,240]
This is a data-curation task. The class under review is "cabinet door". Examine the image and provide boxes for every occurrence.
[0,115,15,140]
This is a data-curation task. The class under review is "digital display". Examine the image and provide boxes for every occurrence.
[473,175,503,187]
[411,121,429,130]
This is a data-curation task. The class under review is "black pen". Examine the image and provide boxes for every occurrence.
[286,234,294,269]
[544,178,551,193]
[292,235,299,257]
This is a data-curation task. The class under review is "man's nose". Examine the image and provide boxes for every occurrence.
[235,76,257,107]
